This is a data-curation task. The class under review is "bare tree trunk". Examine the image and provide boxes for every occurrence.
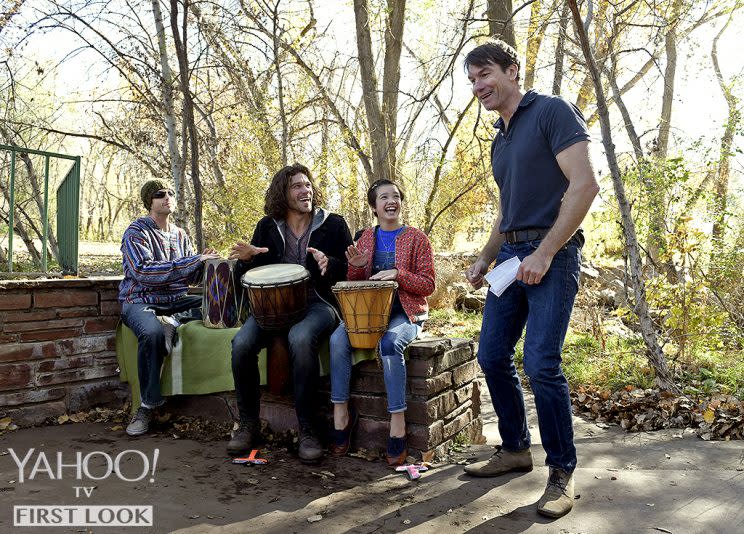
[353,0,404,183]
[568,0,679,393]
[151,0,184,203]
[710,15,738,245]
[170,0,203,249]
[270,0,289,166]
[523,0,542,90]
[381,0,405,180]
[656,0,682,159]
[647,0,682,272]
[551,2,569,95]
[487,0,515,48]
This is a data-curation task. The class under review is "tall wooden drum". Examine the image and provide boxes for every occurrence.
[332,281,398,349]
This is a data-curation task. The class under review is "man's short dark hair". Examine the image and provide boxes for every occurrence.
[366,179,404,218]
[464,39,521,82]
[264,163,323,219]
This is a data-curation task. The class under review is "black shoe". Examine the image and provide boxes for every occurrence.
[298,427,324,464]
[126,407,153,436]
[227,421,261,457]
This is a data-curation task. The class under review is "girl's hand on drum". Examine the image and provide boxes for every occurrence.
[345,245,368,268]
[200,248,221,262]
[370,268,398,281]
[229,241,269,261]
[306,247,329,275]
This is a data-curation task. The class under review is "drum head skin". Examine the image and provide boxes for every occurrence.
[332,280,398,291]
[242,263,310,286]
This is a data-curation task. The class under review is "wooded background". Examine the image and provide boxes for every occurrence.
[1,1,742,389]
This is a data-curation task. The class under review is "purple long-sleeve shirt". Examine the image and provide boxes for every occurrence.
[118,216,203,304]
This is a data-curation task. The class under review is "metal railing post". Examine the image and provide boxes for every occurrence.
[43,155,50,272]
[8,148,16,272]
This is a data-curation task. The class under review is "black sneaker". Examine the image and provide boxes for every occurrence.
[298,427,323,464]
[227,421,261,457]
[126,407,153,436]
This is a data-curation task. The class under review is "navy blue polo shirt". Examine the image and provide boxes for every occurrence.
[491,90,590,233]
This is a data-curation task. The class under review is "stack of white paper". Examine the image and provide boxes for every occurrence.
[484,256,521,297]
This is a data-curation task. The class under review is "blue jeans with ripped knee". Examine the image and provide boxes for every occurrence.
[330,311,421,413]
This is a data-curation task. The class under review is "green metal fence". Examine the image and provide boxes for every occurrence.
[1,144,81,274]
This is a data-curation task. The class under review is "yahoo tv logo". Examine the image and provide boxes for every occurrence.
[8,448,159,527]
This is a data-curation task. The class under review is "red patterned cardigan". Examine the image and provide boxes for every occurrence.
[348,226,435,323]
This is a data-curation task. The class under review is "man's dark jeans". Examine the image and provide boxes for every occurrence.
[121,295,202,408]
[478,238,581,473]
[231,301,336,429]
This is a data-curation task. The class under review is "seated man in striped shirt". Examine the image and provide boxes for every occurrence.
[119,179,219,436]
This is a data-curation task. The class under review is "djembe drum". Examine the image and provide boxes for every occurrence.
[332,281,398,349]
[241,264,311,395]
[240,264,311,330]
[202,259,247,329]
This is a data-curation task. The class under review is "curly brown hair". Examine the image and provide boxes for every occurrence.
[263,163,323,218]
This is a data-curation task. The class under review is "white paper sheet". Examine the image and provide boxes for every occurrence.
[484,256,521,297]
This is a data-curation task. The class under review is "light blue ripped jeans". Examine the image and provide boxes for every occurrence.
[330,312,421,412]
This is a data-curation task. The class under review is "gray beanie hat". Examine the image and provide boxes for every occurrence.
[140,179,169,210]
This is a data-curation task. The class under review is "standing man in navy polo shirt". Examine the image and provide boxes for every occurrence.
[462,40,599,518]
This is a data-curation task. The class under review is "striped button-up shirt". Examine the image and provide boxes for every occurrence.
[118,216,203,304]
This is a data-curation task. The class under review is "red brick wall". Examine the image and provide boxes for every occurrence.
[0,277,127,426]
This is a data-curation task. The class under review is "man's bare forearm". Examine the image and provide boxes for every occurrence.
[537,141,599,258]
[536,179,598,258]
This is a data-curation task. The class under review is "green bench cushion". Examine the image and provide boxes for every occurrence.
[116,320,377,413]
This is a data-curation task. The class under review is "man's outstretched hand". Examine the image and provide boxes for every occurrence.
[229,241,269,262]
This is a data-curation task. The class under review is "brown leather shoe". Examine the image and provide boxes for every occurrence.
[463,445,533,477]
[537,467,575,518]
[386,436,407,466]
[329,408,358,457]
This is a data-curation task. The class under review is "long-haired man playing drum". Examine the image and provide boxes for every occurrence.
[328,179,435,466]
[228,164,353,463]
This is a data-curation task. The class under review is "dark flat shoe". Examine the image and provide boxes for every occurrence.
[386,435,407,466]
[329,407,358,457]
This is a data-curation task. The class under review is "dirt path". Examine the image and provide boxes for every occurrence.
[1,388,742,534]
